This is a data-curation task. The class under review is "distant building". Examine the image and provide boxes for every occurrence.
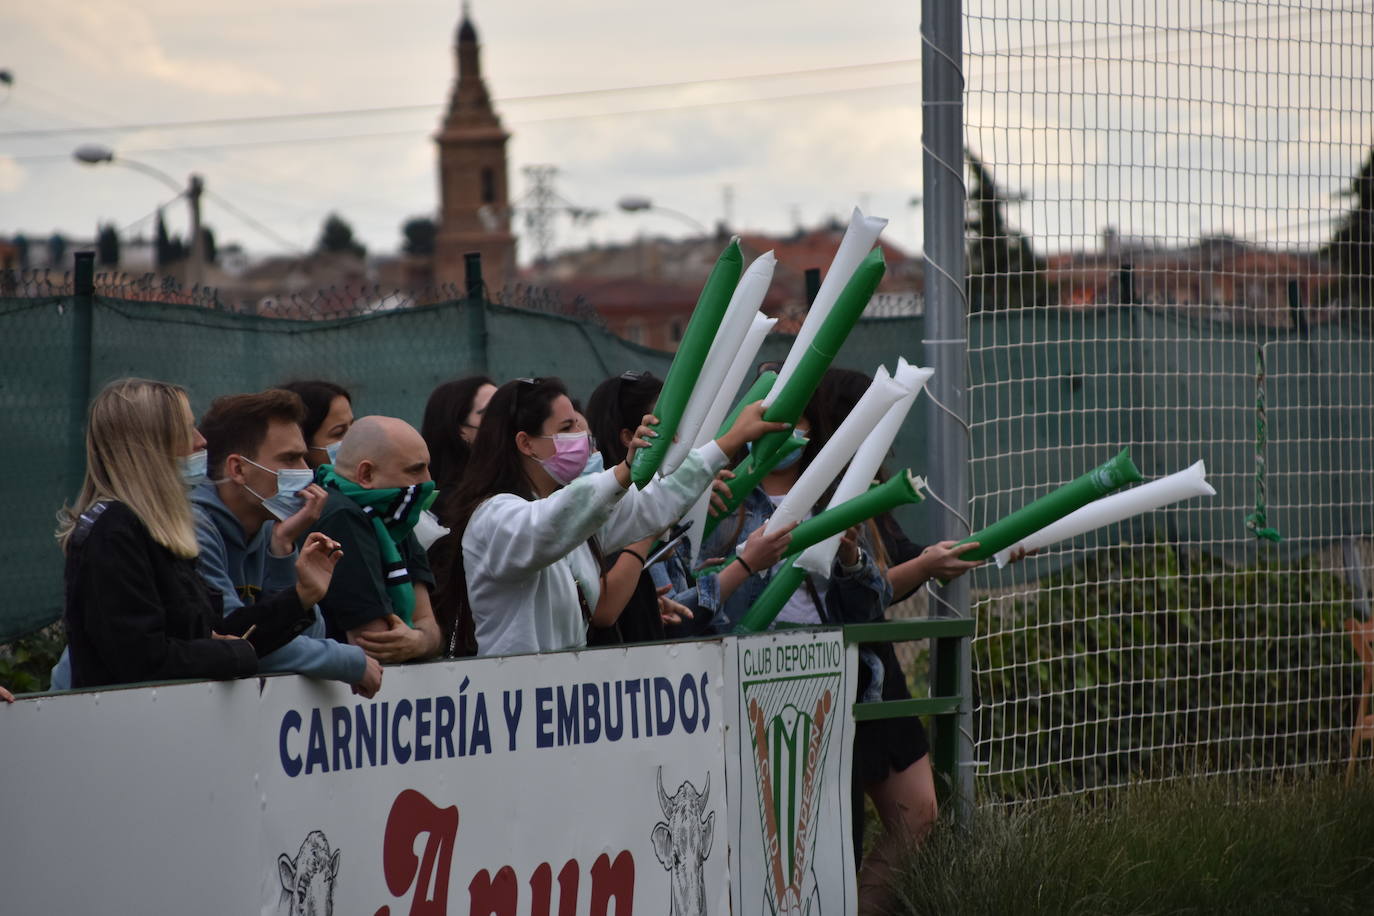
[1046,233,1338,328]
[432,7,517,292]
[522,219,925,349]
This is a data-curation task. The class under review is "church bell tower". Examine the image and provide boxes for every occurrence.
[434,5,516,291]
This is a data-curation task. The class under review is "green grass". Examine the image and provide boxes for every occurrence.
[0,621,63,694]
[889,771,1374,916]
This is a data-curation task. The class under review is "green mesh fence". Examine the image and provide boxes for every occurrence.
[0,288,674,642]
[2,289,1371,649]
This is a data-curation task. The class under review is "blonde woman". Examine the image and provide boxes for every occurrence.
[58,379,342,688]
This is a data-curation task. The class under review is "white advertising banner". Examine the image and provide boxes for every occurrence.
[0,635,857,916]
[725,630,858,915]
[258,642,728,916]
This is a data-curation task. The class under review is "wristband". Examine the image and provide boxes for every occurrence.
[622,548,647,567]
[735,555,756,576]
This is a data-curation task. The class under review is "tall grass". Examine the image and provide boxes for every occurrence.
[889,771,1374,915]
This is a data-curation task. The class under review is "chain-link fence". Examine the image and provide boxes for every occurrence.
[963,0,1374,799]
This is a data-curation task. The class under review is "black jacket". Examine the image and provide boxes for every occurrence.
[63,501,313,688]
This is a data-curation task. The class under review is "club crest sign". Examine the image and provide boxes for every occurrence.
[727,630,857,914]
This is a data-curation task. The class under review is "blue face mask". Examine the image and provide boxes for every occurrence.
[579,449,606,478]
[241,457,315,521]
[311,442,341,464]
[179,449,208,487]
[746,439,804,473]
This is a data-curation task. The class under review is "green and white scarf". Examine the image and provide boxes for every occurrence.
[317,465,437,626]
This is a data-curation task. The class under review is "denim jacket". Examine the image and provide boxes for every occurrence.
[697,488,893,699]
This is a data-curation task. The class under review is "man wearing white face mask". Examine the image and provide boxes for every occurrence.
[193,390,382,696]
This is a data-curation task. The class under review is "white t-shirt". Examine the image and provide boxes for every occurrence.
[765,492,823,626]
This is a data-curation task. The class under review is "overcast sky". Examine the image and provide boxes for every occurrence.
[3,1,1371,265]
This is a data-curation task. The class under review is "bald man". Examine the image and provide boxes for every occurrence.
[313,416,443,663]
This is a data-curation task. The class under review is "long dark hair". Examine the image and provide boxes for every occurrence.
[277,379,351,443]
[434,377,575,656]
[422,374,494,525]
[586,371,662,466]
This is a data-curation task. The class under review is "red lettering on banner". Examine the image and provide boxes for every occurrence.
[528,860,579,916]
[468,866,518,915]
[589,851,635,915]
[373,789,459,916]
[371,789,637,915]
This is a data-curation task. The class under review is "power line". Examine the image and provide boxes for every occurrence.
[2,3,1357,143]
[203,189,306,253]
[0,59,928,141]
[11,14,1357,168]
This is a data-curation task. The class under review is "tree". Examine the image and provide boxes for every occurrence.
[1320,145,1374,324]
[966,151,1053,312]
[401,216,437,257]
[316,213,366,259]
[201,226,217,266]
[154,210,186,268]
[47,233,67,268]
[96,223,120,267]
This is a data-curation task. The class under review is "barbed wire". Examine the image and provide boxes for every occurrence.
[0,268,615,328]
[2,266,1367,333]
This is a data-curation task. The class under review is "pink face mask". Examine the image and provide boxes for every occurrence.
[535,432,592,486]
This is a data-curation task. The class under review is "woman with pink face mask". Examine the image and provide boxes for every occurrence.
[440,377,785,657]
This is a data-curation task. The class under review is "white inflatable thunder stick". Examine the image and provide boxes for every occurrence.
[764,207,888,407]
[660,252,777,476]
[796,359,934,576]
[763,368,907,535]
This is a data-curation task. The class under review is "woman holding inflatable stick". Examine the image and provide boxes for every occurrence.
[699,367,958,914]
[443,377,786,657]
[587,371,795,642]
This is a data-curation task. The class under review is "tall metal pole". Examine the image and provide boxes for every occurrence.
[464,251,489,374]
[186,173,205,287]
[68,251,95,502]
[921,0,974,825]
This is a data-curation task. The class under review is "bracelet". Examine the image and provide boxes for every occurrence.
[622,548,647,567]
[735,555,756,576]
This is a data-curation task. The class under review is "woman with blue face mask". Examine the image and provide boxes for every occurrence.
[279,380,353,471]
[699,373,894,638]
[438,377,786,657]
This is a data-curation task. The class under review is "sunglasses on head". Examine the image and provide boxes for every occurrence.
[509,377,545,421]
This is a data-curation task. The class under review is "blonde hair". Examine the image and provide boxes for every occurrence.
[57,378,200,558]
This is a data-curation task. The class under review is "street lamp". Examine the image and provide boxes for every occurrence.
[616,195,708,235]
[73,144,206,285]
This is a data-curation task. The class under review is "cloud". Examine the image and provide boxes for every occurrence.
[15,1,283,97]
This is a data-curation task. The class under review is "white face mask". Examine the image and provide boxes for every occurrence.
[310,441,342,464]
[179,449,208,487]
[240,457,315,521]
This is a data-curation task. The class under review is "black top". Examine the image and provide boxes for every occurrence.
[63,501,313,689]
[587,560,664,647]
[315,493,436,640]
